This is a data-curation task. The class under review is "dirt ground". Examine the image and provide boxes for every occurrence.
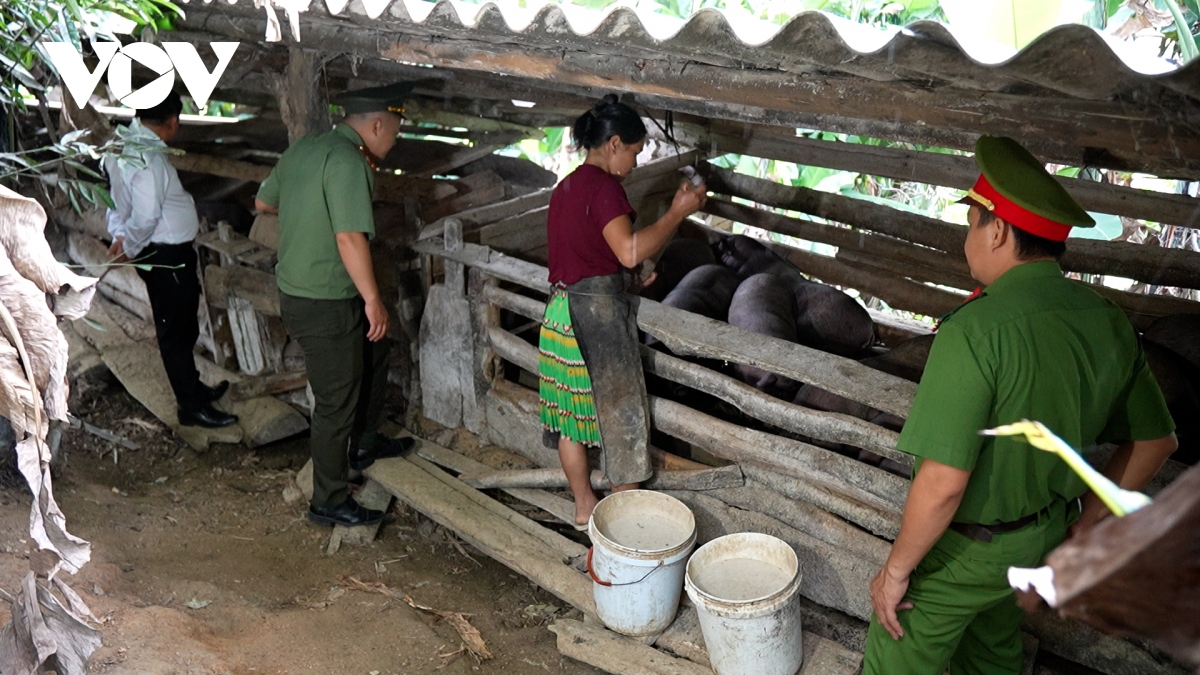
[0,373,603,675]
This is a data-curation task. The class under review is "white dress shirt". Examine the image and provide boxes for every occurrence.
[104,119,199,258]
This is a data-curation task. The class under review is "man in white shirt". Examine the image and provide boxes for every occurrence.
[105,91,237,428]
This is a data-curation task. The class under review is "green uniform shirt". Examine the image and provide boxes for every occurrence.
[898,261,1174,525]
[257,124,375,300]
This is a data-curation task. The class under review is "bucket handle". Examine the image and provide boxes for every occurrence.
[587,547,665,587]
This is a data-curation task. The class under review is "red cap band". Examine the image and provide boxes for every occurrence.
[968,175,1073,242]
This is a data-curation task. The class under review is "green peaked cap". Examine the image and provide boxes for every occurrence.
[334,82,414,115]
[974,136,1095,228]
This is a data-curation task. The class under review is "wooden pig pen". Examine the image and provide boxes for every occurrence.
[44,0,1200,672]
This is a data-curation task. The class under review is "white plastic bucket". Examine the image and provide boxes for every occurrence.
[587,490,697,636]
[685,533,804,675]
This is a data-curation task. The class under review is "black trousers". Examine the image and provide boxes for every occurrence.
[279,293,390,508]
[135,242,205,412]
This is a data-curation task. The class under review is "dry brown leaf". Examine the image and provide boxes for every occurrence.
[403,595,493,661]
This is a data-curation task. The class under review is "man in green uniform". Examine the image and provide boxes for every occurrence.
[255,84,415,528]
[864,136,1178,674]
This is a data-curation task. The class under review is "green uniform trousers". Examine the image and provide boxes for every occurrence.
[280,293,389,509]
[863,499,1074,675]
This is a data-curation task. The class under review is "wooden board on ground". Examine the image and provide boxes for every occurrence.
[363,454,596,616]
[654,607,862,675]
[551,619,711,675]
[74,300,243,451]
[554,616,862,675]
[413,442,582,539]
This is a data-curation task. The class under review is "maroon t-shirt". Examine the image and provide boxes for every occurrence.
[546,163,636,285]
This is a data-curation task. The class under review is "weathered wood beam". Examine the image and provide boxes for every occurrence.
[413,441,583,533]
[552,617,862,675]
[407,454,584,562]
[363,455,596,615]
[552,618,715,675]
[268,47,330,143]
[703,197,974,282]
[484,328,905,536]
[483,288,908,465]
[692,120,1200,228]
[170,152,272,183]
[458,465,744,491]
[836,249,977,295]
[703,190,1200,323]
[703,164,1200,291]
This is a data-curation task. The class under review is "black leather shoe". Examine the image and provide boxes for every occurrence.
[349,436,416,471]
[307,497,384,527]
[178,404,239,428]
[202,380,230,403]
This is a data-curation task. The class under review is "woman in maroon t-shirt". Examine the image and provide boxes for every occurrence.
[538,95,707,527]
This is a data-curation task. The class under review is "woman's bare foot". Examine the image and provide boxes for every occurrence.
[575,492,600,527]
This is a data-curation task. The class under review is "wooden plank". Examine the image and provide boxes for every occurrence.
[65,232,151,309]
[414,442,581,533]
[419,283,473,428]
[655,608,863,675]
[551,619,716,675]
[407,454,586,562]
[363,455,597,615]
[700,120,1200,229]
[773,241,967,319]
[458,465,744,491]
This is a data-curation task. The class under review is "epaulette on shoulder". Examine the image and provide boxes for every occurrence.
[934,287,986,332]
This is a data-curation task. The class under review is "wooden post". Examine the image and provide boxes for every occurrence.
[418,220,474,428]
[269,47,330,144]
[465,267,500,435]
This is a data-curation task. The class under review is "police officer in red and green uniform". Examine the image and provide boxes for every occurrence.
[864,136,1178,674]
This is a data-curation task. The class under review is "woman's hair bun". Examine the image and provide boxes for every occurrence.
[570,92,647,151]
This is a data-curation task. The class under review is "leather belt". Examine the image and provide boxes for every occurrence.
[949,498,1079,544]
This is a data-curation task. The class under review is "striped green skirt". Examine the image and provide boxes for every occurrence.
[538,289,602,447]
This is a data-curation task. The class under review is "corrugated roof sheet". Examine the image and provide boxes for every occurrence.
[182,0,1200,102]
